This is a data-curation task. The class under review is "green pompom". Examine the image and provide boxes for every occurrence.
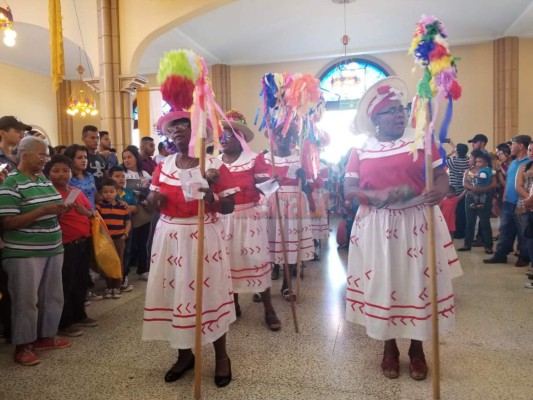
[417,70,433,99]
[157,50,197,84]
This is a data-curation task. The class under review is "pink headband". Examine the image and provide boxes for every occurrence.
[367,85,404,119]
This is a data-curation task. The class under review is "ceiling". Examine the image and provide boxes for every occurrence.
[1,0,533,78]
[137,0,533,74]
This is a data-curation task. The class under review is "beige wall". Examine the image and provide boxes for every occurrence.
[519,39,533,137]
[0,63,58,145]
[231,42,495,153]
[120,0,235,75]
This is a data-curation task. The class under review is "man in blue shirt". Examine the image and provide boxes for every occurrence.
[484,135,532,265]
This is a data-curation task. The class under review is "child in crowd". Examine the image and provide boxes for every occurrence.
[440,185,465,238]
[96,179,131,299]
[45,155,98,337]
[109,166,137,292]
[470,154,492,209]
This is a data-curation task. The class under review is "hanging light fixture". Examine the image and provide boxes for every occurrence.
[66,65,98,117]
[330,0,360,88]
[0,3,16,47]
[66,0,98,118]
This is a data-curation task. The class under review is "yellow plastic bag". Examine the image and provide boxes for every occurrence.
[91,211,122,279]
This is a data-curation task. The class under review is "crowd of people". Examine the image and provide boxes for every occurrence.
[0,110,331,389]
[0,77,530,388]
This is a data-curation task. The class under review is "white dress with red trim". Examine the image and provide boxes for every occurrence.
[142,154,238,349]
[264,152,315,264]
[344,129,462,341]
[311,162,330,240]
[219,151,272,293]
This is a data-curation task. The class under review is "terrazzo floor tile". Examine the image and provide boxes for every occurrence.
[1,224,532,399]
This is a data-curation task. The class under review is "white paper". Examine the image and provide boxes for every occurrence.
[0,163,8,171]
[256,179,280,199]
[179,169,209,201]
[286,163,301,179]
[64,188,81,205]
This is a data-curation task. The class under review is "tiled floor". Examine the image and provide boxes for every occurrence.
[1,224,532,399]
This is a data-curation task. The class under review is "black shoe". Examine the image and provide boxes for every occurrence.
[515,258,529,268]
[271,264,280,280]
[214,358,232,388]
[164,356,195,382]
[457,247,471,252]
[483,257,507,264]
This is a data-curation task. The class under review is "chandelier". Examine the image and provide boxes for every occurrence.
[0,3,16,47]
[66,65,98,117]
[330,0,360,89]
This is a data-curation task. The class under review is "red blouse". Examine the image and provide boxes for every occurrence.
[150,154,239,218]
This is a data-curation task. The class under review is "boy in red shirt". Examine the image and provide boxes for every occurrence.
[45,155,98,337]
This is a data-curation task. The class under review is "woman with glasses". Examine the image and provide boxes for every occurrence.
[142,111,236,388]
[344,77,462,381]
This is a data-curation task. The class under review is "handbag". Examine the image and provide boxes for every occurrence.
[90,211,122,279]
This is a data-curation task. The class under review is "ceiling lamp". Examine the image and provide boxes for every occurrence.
[330,0,360,88]
[66,65,98,117]
[0,4,16,47]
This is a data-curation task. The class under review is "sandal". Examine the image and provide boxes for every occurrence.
[408,351,428,380]
[381,351,400,379]
[484,248,494,254]
[252,293,262,303]
[265,312,281,331]
[281,288,296,302]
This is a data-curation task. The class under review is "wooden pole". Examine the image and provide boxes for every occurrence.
[295,130,305,299]
[194,136,207,400]
[269,141,299,333]
[424,107,441,400]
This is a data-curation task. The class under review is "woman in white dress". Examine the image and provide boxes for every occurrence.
[142,111,236,388]
[344,77,462,380]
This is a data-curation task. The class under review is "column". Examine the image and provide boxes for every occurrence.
[56,80,74,145]
[211,64,231,112]
[493,37,519,144]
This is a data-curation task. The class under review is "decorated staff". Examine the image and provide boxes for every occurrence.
[257,73,300,332]
[284,73,324,297]
[409,16,462,399]
[142,49,236,398]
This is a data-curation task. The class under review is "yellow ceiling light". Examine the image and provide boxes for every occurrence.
[66,65,98,117]
[0,4,16,47]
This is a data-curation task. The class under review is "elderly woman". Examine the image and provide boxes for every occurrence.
[218,111,281,331]
[344,77,462,380]
[142,111,236,388]
[0,136,71,366]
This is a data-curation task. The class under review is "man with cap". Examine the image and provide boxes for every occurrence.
[468,134,489,152]
[0,116,31,171]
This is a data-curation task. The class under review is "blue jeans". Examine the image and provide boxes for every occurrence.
[494,201,528,260]
[518,213,533,265]
[464,194,493,249]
